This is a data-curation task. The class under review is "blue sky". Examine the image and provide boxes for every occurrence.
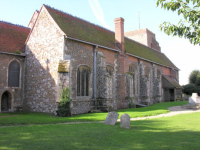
[0,0,199,85]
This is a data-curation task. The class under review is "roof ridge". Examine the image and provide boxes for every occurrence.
[43,4,114,34]
[0,20,30,29]
[125,36,163,54]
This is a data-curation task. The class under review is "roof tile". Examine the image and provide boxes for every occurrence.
[0,21,30,53]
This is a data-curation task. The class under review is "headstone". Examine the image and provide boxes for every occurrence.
[120,113,130,129]
[104,111,119,125]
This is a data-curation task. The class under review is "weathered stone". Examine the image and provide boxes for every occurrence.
[120,113,130,129]
[104,111,119,125]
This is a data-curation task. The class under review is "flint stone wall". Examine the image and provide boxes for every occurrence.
[25,7,64,114]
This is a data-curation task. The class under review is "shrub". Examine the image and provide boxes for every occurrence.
[182,83,200,96]
[56,87,71,117]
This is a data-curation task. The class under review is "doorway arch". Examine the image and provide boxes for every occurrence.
[1,91,12,112]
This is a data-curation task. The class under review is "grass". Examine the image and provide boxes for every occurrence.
[0,101,188,126]
[0,112,200,150]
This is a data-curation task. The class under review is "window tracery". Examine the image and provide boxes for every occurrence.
[77,66,90,96]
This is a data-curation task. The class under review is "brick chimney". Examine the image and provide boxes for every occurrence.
[114,17,124,53]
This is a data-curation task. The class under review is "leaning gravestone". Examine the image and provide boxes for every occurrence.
[120,113,130,129]
[104,111,119,125]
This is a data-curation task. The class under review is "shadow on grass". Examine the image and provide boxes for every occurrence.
[0,101,188,126]
[0,114,200,150]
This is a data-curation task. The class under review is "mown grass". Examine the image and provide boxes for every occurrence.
[0,101,188,126]
[0,112,200,150]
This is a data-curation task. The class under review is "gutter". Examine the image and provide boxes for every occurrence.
[126,52,180,71]
[0,51,26,57]
[65,36,120,52]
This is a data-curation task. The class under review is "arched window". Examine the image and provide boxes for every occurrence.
[156,69,161,95]
[77,66,90,96]
[157,69,161,80]
[8,61,20,87]
[145,67,150,80]
[129,65,136,96]
[106,65,114,98]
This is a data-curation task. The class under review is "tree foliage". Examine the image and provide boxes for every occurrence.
[182,83,200,95]
[183,69,200,95]
[189,70,200,84]
[156,0,200,45]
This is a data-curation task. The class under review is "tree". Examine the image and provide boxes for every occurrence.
[156,0,200,45]
[182,69,200,95]
[189,70,199,84]
[182,83,200,95]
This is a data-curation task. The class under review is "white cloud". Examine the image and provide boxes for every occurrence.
[88,0,111,30]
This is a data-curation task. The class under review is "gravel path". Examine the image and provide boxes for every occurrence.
[125,106,200,121]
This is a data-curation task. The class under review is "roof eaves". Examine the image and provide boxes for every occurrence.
[66,36,120,52]
[0,51,26,57]
[126,52,179,70]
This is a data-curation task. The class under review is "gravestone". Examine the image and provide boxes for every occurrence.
[120,113,130,129]
[104,111,119,125]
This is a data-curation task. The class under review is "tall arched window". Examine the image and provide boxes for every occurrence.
[157,69,161,95]
[77,66,90,96]
[129,65,136,96]
[144,66,150,96]
[8,61,20,87]
[106,65,114,98]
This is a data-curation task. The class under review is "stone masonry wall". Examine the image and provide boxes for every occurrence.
[0,53,25,112]
[25,7,64,114]
[64,39,94,115]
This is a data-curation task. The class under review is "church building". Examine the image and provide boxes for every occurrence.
[0,5,182,114]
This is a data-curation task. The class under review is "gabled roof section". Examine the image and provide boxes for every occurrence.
[44,5,178,69]
[44,5,117,50]
[125,38,178,69]
[163,75,182,88]
[0,21,30,53]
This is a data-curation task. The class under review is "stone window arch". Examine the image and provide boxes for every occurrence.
[77,65,90,96]
[129,64,136,96]
[106,65,114,98]
[8,60,20,87]
[1,91,12,112]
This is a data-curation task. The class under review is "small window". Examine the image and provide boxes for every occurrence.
[77,66,90,96]
[8,61,20,87]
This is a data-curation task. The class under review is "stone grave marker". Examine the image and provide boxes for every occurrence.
[120,113,130,129]
[104,111,119,125]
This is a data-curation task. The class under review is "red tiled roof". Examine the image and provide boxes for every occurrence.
[0,21,30,53]
[44,5,178,69]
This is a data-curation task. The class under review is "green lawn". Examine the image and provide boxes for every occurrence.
[0,112,200,150]
[0,101,188,126]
